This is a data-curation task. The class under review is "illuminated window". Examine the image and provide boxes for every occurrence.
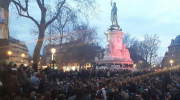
[72,66,75,71]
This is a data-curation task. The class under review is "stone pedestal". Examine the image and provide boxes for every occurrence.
[96,25,133,69]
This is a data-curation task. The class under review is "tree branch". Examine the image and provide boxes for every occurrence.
[12,0,28,11]
[14,3,39,27]
[42,0,44,7]
[45,0,66,28]
[36,0,42,9]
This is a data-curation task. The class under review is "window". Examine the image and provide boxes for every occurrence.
[87,64,89,66]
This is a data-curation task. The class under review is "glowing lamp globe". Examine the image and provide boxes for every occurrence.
[21,53,25,57]
[170,60,173,64]
[7,51,12,55]
[51,47,56,54]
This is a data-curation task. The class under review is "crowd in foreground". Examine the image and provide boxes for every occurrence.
[0,64,180,100]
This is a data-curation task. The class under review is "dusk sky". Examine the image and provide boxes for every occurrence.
[9,0,180,56]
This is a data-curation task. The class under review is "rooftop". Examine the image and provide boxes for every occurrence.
[169,35,180,47]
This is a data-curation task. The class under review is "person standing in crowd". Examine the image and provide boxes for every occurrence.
[7,71,19,95]
[166,91,179,100]
[96,82,107,100]
[107,70,110,78]
[119,87,129,99]
[17,66,28,89]
[12,64,17,71]
[29,72,40,93]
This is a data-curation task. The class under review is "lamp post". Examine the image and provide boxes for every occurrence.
[51,46,56,70]
[31,61,33,69]
[7,51,12,63]
[21,53,25,64]
[170,60,173,68]
[133,64,136,71]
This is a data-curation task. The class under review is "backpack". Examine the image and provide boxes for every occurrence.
[96,89,105,99]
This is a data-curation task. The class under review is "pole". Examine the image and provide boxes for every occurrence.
[53,53,54,70]
[53,61,54,70]
[8,55,10,64]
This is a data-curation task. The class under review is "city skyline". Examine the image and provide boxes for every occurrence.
[9,0,180,56]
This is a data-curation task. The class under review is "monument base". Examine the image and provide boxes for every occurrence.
[97,56,133,64]
[95,55,134,70]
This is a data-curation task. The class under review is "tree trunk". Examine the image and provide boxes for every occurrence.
[59,39,62,69]
[145,55,148,63]
[0,0,12,9]
[150,56,152,66]
[33,27,45,71]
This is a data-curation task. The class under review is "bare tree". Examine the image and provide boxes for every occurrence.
[153,55,163,65]
[123,33,161,67]
[58,23,99,69]
[123,33,131,47]
[123,33,138,48]
[7,0,99,71]
[142,34,161,65]
[51,7,78,68]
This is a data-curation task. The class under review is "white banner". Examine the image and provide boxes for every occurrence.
[0,8,6,24]
[0,7,8,39]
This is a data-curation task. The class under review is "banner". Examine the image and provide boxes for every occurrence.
[0,7,9,39]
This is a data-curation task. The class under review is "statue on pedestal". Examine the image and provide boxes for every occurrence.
[96,1,133,66]
[111,2,118,26]
[108,1,121,31]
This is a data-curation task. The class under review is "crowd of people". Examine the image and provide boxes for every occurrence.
[0,64,180,100]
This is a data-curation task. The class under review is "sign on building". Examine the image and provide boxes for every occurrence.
[114,65,120,69]
[0,8,6,24]
[0,7,9,39]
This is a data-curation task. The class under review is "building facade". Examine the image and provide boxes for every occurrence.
[43,43,104,70]
[8,37,28,66]
[162,35,180,67]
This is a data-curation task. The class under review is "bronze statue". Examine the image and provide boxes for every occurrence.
[111,2,118,25]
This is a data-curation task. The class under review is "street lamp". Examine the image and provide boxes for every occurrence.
[51,46,56,70]
[133,64,136,68]
[8,51,12,55]
[133,64,137,71]
[7,51,12,63]
[21,53,25,63]
[170,60,173,68]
